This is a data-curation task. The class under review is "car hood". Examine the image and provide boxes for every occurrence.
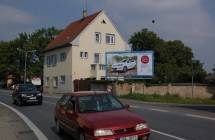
[78,109,145,129]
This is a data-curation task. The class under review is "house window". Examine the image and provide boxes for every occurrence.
[60,52,66,62]
[99,64,106,70]
[60,75,66,84]
[47,54,57,67]
[45,77,49,87]
[80,52,88,59]
[95,32,101,43]
[94,53,100,63]
[91,64,96,70]
[106,34,115,44]
[51,54,57,66]
[53,77,58,87]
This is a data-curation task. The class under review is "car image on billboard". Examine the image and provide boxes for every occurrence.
[106,53,138,77]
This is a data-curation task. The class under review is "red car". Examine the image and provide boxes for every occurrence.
[54,91,150,140]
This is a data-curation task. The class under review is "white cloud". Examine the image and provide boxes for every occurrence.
[98,0,215,71]
[0,4,35,25]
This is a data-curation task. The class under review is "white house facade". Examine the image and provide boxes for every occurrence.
[43,10,129,94]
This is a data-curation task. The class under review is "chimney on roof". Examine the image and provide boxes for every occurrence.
[83,10,87,18]
[82,0,87,18]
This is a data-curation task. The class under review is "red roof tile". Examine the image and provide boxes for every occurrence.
[45,11,102,51]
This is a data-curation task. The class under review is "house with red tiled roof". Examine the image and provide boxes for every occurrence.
[43,10,128,94]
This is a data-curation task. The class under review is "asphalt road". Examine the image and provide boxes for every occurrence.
[0,89,215,140]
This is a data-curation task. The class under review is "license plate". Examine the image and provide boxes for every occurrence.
[119,135,138,140]
[30,97,36,100]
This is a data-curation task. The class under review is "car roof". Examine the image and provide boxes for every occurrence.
[65,91,109,97]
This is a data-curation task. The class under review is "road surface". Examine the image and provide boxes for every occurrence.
[0,89,215,140]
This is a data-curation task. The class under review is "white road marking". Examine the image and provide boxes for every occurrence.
[130,105,140,108]
[151,108,169,113]
[186,114,215,121]
[0,101,48,140]
[152,129,187,140]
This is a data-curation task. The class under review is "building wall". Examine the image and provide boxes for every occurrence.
[71,11,128,80]
[114,83,215,99]
[43,47,73,94]
[43,11,128,94]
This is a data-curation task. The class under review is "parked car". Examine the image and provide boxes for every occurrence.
[112,59,136,72]
[12,84,43,106]
[54,91,150,140]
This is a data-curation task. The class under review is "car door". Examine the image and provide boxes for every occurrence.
[56,95,71,129]
[64,96,80,137]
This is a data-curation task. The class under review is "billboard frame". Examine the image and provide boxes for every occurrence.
[105,51,154,80]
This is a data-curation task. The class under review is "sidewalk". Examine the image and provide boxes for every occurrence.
[0,104,38,140]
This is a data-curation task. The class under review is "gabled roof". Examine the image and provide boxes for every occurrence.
[45,11,102,52]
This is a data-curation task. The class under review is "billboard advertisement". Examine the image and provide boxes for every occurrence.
[106,51,154,79]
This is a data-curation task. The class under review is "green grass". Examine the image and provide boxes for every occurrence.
[120,93,215,105]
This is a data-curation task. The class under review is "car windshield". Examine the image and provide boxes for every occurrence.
[19,84,37,91]
[78,94,124,113]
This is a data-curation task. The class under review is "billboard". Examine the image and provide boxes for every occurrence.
[106,51,154,79]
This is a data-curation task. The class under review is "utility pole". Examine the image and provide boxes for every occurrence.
[24,52,27,84]
[17,48,36,84]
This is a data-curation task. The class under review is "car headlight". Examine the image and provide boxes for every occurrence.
[135,123,148,131]
[21,94,26,97]
[37,93,42,96]
[94,129,113,136]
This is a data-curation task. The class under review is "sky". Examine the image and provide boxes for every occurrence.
[0,0,214,72]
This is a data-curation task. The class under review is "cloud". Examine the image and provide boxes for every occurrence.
[94,0,215,71]
[0,4,36,40]
[0,4,35,25]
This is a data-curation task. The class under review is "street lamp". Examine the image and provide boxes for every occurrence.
[17,48,36,84]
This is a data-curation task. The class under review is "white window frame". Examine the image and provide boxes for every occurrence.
[95,32,101,43]
[53,77,58,87]
[60,75,66,84]
[94,53,100,64]
[80,52,88,59]
[106,34,115,45]
[45,77,49,87]
[60,52,66,62]
[99,64,106,70]
[47,54,57,67]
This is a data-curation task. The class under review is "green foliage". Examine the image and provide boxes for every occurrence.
[0,27,62,82]
[129,28,206,83]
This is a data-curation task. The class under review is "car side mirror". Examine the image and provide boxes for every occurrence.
[124,104,130,109]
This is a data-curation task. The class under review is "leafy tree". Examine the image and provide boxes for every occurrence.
[129,28,206,83]
[0,27,62,83]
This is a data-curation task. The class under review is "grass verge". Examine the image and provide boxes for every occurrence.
[120,94,215,105]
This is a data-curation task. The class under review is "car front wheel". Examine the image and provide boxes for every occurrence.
[79,132,85,140]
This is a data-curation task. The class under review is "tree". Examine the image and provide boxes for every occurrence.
[129,28,206,83]
[0,27,62,83]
